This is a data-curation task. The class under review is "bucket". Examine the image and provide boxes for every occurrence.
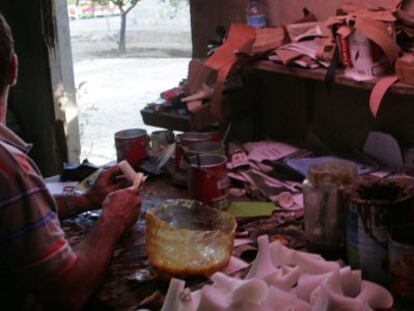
[114,128,148,169]
[342,177,414,286]
[389,223,414,303]
[174,132,212,186]
[188,154,230,210]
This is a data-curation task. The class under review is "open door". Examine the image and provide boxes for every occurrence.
[0,0,79,176]
[43,0,81,165]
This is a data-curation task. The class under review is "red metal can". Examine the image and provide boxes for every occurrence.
[114,128,148,169]
[174,132,212,185]
[188,154,230,210]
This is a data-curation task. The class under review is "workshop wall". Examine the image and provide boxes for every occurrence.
[190,0,395,58]
[265,0,394,25]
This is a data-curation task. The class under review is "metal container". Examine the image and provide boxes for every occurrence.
[114,128,148,169]
[302,159,358,260]
[174,132,212,186]
[342,177,414,286]
[389,224,414,304]
[187,141,223,158]
[188,154,230,210]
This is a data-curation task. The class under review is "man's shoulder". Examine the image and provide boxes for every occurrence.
[0,139,32,178]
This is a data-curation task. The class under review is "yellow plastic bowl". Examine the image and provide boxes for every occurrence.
[145,199,237,277]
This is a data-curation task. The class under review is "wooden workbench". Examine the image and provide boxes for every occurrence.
[62,175,305,310]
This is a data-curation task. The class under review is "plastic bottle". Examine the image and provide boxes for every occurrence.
[246,0,267,28]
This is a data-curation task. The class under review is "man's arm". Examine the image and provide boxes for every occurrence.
[54,193,92,219]
[55,166,127,219]
[35,186,141,310]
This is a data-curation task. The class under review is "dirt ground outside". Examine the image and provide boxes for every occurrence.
[70,1,192,165]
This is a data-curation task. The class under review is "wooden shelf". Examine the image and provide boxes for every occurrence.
[252,60,414,97]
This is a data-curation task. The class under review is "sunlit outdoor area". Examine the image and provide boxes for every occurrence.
[69,0,191,164]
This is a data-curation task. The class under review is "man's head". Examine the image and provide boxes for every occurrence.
[0,12,16,97]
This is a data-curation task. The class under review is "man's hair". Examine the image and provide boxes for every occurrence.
[0,12,14,95]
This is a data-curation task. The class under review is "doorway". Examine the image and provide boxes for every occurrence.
[68,0,192,165]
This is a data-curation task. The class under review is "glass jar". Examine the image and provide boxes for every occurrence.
[145,199,237,277]
[302,159,358,259]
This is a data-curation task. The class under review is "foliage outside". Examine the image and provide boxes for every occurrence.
[69,0,140,53]
[67,0,189,53]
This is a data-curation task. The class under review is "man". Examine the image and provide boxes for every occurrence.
[0,13,141,310]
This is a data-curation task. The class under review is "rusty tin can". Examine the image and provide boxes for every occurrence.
[188,154,230,210]
[389,224,414,303]
[174,132,212,186]
[114,128,148,169]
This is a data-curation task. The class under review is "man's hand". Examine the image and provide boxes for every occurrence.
[55,165,138,220]
[83,165,128,209]
[100,185,141,237]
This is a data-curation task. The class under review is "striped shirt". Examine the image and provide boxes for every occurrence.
[0,124,77,309]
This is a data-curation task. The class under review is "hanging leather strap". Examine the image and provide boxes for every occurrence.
[204,24,256,119]
[369,76,399,118]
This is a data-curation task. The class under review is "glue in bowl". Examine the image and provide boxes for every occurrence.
[145,199,237,277]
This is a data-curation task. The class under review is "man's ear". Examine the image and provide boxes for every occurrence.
[8,53,18,86]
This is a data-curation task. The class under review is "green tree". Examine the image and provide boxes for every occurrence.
[94,0,141,54]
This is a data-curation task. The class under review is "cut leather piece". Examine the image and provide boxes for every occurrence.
[186,100,203,112]
[187,59,216,95]
[204,24,257,119]
[339,3,368,13]
[239,170,288,199]
[293,11,318,24]
[369,76,399,118]
[336,25,352,38]
[355,17,400,63]
[357,10,397,23]
[210,62,233,118]
[396,54,414,85]
[181,84,214,103]
[243,27,286,54]
[274,49,303,65]
[286,22,329,43]
[397,8,414,27]
[204,24,256,71]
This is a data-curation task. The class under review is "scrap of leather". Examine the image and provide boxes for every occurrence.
[396,54,414,85]
[196,24,287,119]
[239,27,286,54]
[274,49,303,65]
[204,24,256,71]
[187,59,216,95]
[210,62,234,118]
[355,16,400,63]
[337,25,352,38]
[369,76,399,118]
[396,8,414,27]
[204,24,256,119]
[181,84,213,103]
[186,100,203,112]
[339,3,368,14]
